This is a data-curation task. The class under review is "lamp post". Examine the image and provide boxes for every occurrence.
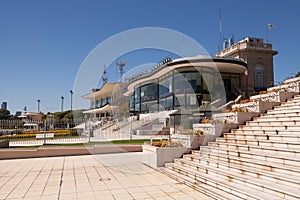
[37,99,40,113]
[70,90,73,111]
[61,96,64,112]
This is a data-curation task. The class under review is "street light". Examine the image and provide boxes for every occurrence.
[37,99,40,113]
[61,96,64,112]
[70,90,73,111]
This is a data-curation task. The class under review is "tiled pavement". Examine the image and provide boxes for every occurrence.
[0,152,211,200]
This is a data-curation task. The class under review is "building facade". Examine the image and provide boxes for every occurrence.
[124,56,247,114]
[82,82,124,120]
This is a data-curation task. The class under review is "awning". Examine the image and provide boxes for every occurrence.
[83,104,118,114]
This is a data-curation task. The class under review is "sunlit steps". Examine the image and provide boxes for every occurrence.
[164,162,299,199]
[223,132,300,142]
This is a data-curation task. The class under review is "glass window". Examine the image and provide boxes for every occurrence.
[95,99,101,108]
[141,83,158,102]
[107,97,111,104]
[175,94,185,107]
[254,66,265,89]
[159,76,173,98]
[134,87,141,103]
[129,96,134,111]
[174,72,196,94]
[135,103,140,112]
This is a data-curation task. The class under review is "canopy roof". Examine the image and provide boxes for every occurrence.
[82,82,124,99]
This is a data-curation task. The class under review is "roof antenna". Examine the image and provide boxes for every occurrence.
[218,3,223,51]
[102,64,108,85]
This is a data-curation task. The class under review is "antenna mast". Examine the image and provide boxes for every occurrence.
[116,60,126,83]
[218,3,223,51]
[102,64,108,85]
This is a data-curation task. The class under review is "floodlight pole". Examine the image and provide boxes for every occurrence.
[116,60,126,83]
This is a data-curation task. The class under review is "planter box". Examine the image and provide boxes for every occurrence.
[171,134,209,149]
[250,91,296,103]
[268,81,300,93]
[142,144,190,169]
[213,112,259,125]
[232,101,279,113]
[193,123,223,136]
[193,123,237,137]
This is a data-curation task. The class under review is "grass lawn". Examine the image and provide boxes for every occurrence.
[9,139,162,148]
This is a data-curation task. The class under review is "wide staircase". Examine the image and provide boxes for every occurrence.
[160,94,300,199]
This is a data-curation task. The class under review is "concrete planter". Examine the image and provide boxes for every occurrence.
[171,134,207,149]
[268,81,300,93]
[142,144,189,169]
[232,101,279,113]
[193,123,223,136]
[213,112,259,125]
[193,122,237,138]
[250,91,296,103]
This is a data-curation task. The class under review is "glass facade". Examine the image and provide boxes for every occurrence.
[130,67,242,113]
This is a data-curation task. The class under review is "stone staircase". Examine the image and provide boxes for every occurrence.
[160,94,300,199]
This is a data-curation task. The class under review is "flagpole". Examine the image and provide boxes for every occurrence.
[266,23,269,43]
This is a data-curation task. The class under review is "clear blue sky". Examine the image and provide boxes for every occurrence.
[1,0,300,114]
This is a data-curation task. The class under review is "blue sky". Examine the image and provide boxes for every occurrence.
[1,0,300,114]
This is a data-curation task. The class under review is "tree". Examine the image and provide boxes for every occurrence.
[0,109,10,120]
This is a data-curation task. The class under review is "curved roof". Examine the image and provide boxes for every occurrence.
[124,56,247,96]
[82,82,124,99]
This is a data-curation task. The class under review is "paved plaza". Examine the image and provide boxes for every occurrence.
[0,152,211,200]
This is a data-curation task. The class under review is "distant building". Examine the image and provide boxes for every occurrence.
[18,112,43,130]
[1,102,7,110]
[15,111,22,116]
[82,82,124,120]
[216,37,278,95]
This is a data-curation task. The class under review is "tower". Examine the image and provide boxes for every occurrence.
[116,61,126,83]
[102,64,108,85]
[216,37,278,96]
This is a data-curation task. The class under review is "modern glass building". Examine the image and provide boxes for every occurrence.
[124,56,247,114]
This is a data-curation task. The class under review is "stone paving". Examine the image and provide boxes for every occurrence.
[0,152,211,200]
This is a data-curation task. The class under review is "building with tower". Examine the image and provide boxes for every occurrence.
[216,37,278,95]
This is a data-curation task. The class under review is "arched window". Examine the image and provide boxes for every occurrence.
[254,65,265,89]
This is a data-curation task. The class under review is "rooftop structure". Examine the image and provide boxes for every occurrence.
[216,37,278,94]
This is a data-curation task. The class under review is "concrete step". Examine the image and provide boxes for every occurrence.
[267,109,300,115]
[260,112,300,117]
[175,157,300,190]
[253,115,300,122]
[273,104,300,110]
[281,98,300,105]
[246,120,300,126]
[231,129,300,135]
[159,167,243,200]
[210,141,300,158]
[166,162,299,199]
[199,145,300,167]
[286,98,300,103]
[217,138,300,150]
[237,125,300,131]
[164,163,281,200]
[185,151,300,179]
[223,132,300,142]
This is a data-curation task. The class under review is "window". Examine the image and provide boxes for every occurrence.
[254,65,265,89]
[159,76,173,98]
